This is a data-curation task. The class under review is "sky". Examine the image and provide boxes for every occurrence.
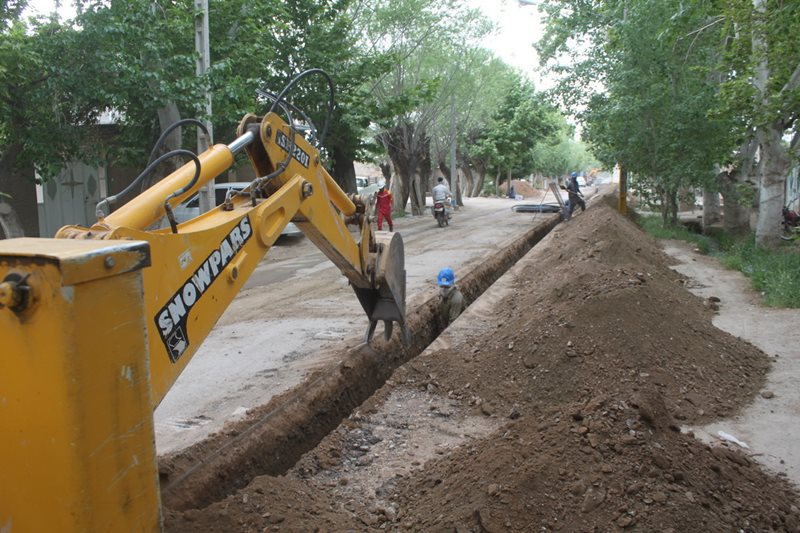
[468,0,551,89]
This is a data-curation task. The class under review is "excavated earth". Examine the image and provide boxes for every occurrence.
[163,197,800,532]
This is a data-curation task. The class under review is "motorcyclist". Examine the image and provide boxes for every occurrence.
[437,267,464,326]
[432,177,452,218]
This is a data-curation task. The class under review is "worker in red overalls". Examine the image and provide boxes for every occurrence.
[375,181,394,232]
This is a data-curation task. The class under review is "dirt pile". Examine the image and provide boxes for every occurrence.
[165,202,799,532]
[499,179,540,199]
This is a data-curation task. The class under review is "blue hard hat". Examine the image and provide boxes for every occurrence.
[571,172,578,178]
[437,267,455,287]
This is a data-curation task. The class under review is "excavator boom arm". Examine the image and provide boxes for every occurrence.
[0,110,405,532]
[56,112,405,405]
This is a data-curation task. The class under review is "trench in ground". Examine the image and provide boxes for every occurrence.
[159,213,561,512]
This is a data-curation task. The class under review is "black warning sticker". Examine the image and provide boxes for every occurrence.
[154,216,252,362]
[276,130,311,168]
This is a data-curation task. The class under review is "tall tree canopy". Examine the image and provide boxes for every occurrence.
[1,0,582,228]
[539,0,800,246]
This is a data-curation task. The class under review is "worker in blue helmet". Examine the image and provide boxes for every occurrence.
[437,267,464,326]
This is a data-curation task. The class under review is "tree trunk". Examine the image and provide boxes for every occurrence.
[0,199,25,239]
[393,156,411,212]
[472,171,485,197]
[718,170,752,234]
[721,192,751,233]
[668,188,678,226]
[750,0,790,248]
[0,141,35,238]
[379,124,430,216]
[454,171,463,207]
[332,150,356,194]
[717,139,757,234]
[658,185,678,226]
[156,103,183,154]
[755,123,790,248]
[702,187,721,229]
[460,163,474,198]
[410,172,425,215]
[438,161,450,184]
[379,161,392,183]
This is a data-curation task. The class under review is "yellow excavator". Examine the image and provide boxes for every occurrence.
[0,70,406,531]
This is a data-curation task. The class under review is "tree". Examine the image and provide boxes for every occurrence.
[540,0,737,225]
[208,0,391,191]
[368,0,492,214]
[530,120,599,181]
[464,76,559,195]
[718,0,800,247]
[3,0,382,197]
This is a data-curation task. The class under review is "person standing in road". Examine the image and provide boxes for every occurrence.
[375,181,394,231]
[566,172,586,213]
[437,267,464,327]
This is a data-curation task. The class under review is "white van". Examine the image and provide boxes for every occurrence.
[173,182,302,236]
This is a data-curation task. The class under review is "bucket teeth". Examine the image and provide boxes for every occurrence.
[355,231,407,345]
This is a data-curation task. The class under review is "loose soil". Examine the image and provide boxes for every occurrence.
[664,240,800,485]
[163,196,800,532]
[499,179,540,199]
[154,197,547,455]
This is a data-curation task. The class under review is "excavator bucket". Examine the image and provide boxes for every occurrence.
[354,231,408,344]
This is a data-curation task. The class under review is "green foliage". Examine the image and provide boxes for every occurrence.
[717,236,800,308]
[466,75,560,178]
[540,0,739,221]
[1,0,578,203]
[541,0,800,245]
[717,0,800,130]
[529,116,598,177]
[637,214,712,253]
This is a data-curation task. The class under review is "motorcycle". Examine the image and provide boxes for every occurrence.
[433,200,448,227]
[781,206,799,241]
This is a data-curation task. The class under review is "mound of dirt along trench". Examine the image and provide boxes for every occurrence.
[164,198,799,532]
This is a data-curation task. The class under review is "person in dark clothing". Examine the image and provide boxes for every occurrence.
[566,172,586,213]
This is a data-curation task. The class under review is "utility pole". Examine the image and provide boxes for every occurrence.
[450,96,458,208]
[619,164,628,215]
[195,0,215,213]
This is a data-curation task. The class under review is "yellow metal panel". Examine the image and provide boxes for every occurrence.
[109,178,307,405]
[0,240,160,532]
[0,237,150,286]
[260,113,356,216]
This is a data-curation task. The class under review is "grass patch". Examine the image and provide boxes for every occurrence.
[716,237,800,308]
[637,215,713,253]
[638,215,799,308]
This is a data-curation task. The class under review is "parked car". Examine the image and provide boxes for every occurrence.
[173,182,302,237]
[355,176,370,193]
